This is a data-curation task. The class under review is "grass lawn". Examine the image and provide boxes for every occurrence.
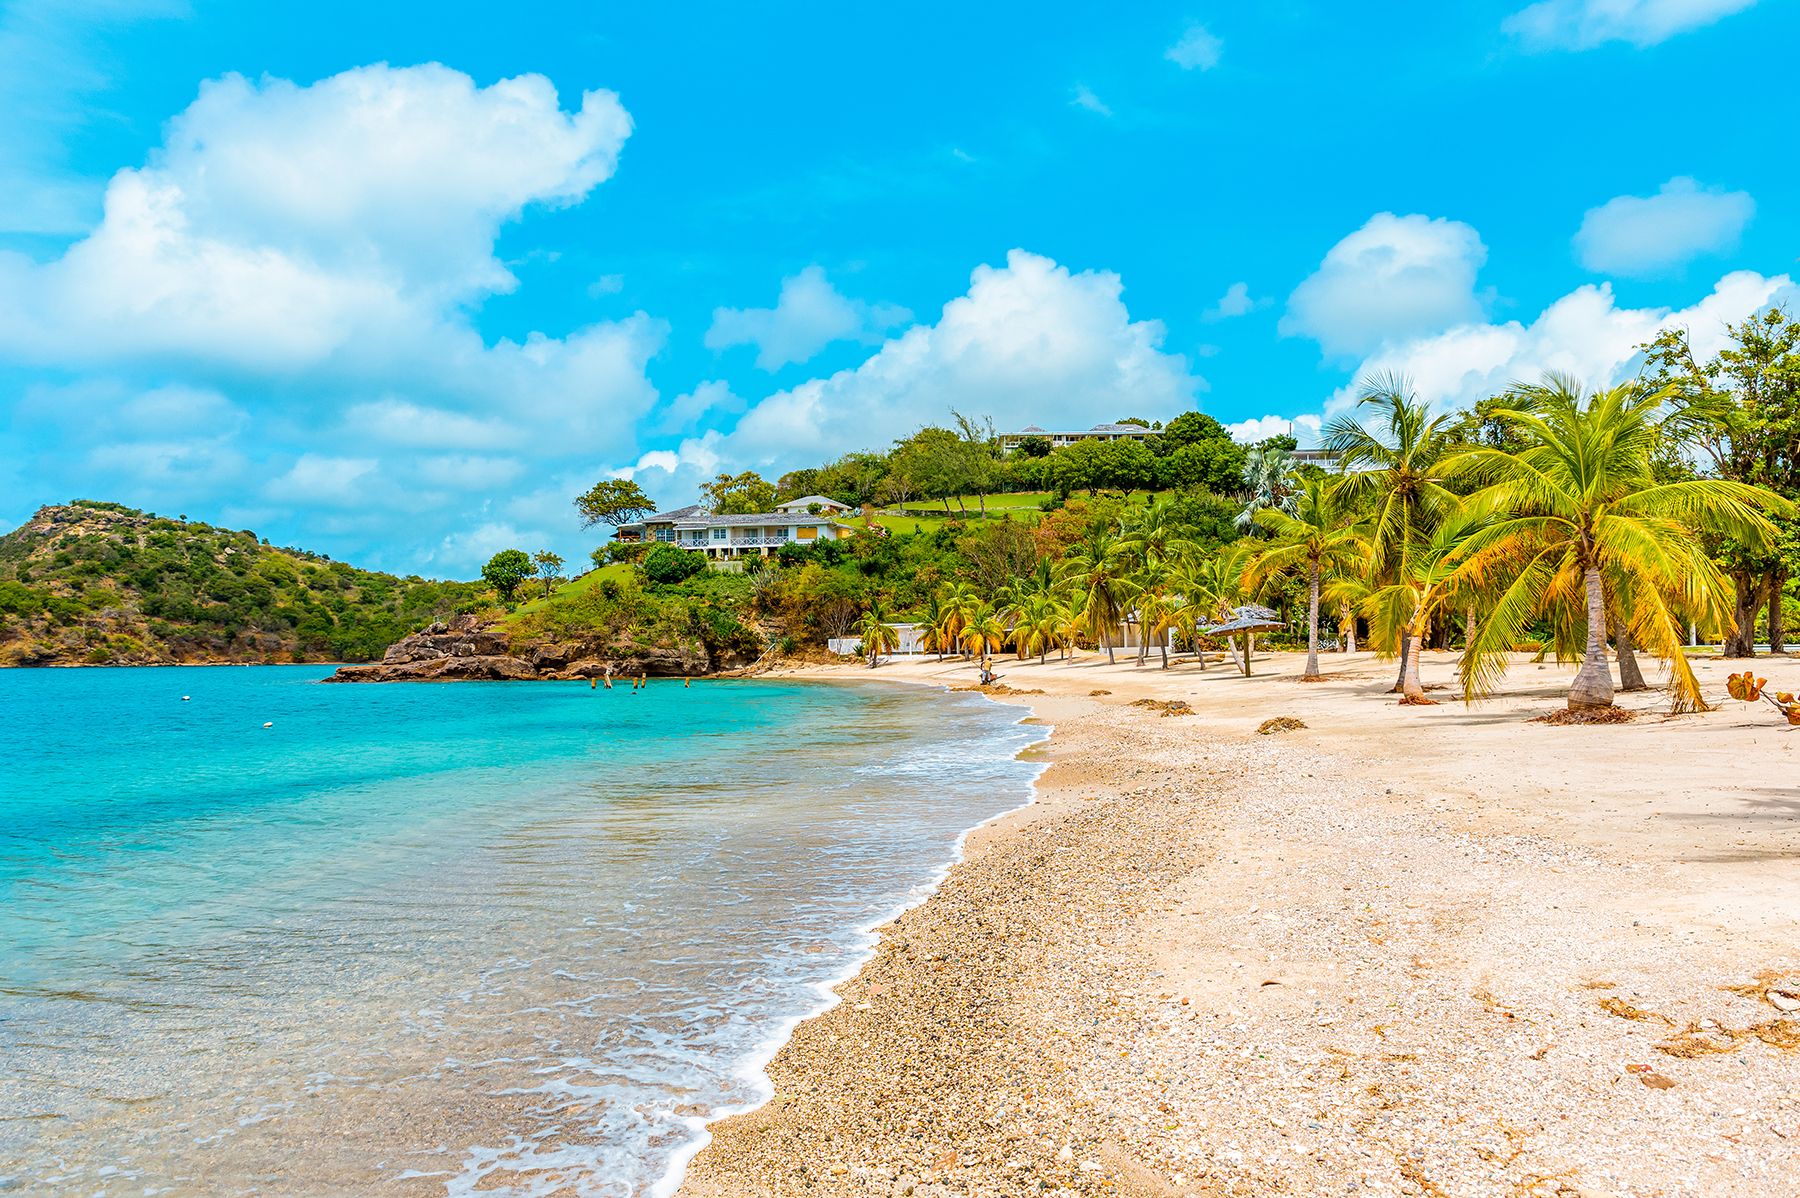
[507,562,634,620]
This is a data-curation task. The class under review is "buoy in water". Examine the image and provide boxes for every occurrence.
[590,678,597,690]
[262,721,273,728]
[181,695,191,701]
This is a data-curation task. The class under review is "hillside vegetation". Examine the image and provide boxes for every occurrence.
[0,501,486,666]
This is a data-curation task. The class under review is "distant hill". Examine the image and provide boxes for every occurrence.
[0,501,487,666]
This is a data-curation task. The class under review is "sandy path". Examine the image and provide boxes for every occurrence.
[678,648,1800,1198]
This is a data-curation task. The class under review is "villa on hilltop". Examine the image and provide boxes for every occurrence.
[616,503,851,561]
[997,422,1155,454]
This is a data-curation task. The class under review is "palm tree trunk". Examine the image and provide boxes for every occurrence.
[1136,620,1149,666]
[1614,614,1647,692]
[1569,566,1616,709]
[1159,641,1169,669]
[1770,568,1787,654]
[1342,603,1356,654]
[1724,570,1760,658]
[1465,603,1476,650]
[1302,562,1321,680]
[1399,632,1431,704]
[1391,633,1411,693]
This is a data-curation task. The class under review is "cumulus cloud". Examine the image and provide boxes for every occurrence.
[1573,176,1754,277]
[705,266,909,370]
[631,250,1199,501]
[0,63,669,573]
[265,454,380,507]
[653,380,746,435]
[1326,269,1794,416]
[1203,281,1268,321]
[1503,0,1758,49]
[1165,24,1223,70]
[1281,213,1488,357]
[1227,414,1323,446]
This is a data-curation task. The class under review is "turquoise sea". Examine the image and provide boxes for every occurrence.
[0,666,1044,1196]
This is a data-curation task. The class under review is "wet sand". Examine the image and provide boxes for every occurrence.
[678,647,1800,1197]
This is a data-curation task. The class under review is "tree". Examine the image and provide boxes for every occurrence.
[958,601,1008,673]
[701,471,777,515]
[1243,475,1366,680]
[1445,377,1789,713]
[1236,444,1299,528]
[1641,307,1800,656]
[1061,526,1131,663]
[1013,434,1052,458]
[575,478,656,530]
[482,549,534,602]
[855,600,900,668]
[532,550,565,599]
[1323,375,1460,690]
[642,543,705,584]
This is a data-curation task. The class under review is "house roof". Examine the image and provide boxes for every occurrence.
[1001,422,1154,437]
[776,494,851,510]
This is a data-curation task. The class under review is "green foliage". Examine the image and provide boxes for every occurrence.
[482,549,534,601]
[574,478,657,529]
[642,543,706,583]
[0,504,485,664]
[701,470,777,515]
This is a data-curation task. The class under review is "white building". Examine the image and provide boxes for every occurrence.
[828,623,930,657]
[616,504,849,561]
[997,422,1155,454]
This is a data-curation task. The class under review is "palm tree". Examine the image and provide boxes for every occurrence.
[1122,559,1182,667]
[1443,377,1790,712]
[1324,374,1461,690]
[1236,445,1299,528]
[1120,495,1192,567]
[1060,527,1132,663]
[855,601,900,669]
[1010,593,1064,664]
[1243,475,1367,680]
[1171,543,1252,670]
[958,601,1009,674]
[938,581,981,659]
[915,592,948,660]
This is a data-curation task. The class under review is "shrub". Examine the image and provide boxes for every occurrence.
[642,543,705,584]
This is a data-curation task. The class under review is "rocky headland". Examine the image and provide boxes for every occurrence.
[327,612,714,682]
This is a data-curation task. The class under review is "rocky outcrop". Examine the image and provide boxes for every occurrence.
[327,613,713,682]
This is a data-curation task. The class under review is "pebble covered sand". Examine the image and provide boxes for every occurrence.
[678,651,1800,1198]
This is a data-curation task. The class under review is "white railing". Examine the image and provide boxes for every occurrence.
[680,534,792,549]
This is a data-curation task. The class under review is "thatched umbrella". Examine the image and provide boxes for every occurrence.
[1204,605,1286,677]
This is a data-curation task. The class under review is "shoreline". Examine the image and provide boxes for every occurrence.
[653,682,1056,1198]
[677,649,1800,1197]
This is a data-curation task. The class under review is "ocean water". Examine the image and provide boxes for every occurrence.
[0,666,1044,1196]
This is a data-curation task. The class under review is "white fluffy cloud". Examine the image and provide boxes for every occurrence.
[0,63,670,572]
[1573,176,1754,277]
[1227,414,1323,446]
[705,266,909,370]
[1281,213,1488,357]
[1204,281,1268,321]
[1503,0,1758,49]
[633,250,1199,499]
[1326,268,1793,416]
[1165,24,1223,70]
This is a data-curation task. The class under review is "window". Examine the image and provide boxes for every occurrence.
[654,528,674,542]
[712,528,727,541]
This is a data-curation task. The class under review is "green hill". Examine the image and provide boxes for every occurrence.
[0,501,487,666]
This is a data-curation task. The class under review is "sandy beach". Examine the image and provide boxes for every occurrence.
[678,647,1800,1198]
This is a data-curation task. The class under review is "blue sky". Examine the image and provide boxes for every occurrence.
[2,0,1795,574]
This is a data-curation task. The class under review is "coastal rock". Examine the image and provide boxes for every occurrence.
[332,613,713,682]
[329,654,537,682]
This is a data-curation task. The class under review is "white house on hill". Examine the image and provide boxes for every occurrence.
[615,504,849,561]
[998,422,1155,453]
